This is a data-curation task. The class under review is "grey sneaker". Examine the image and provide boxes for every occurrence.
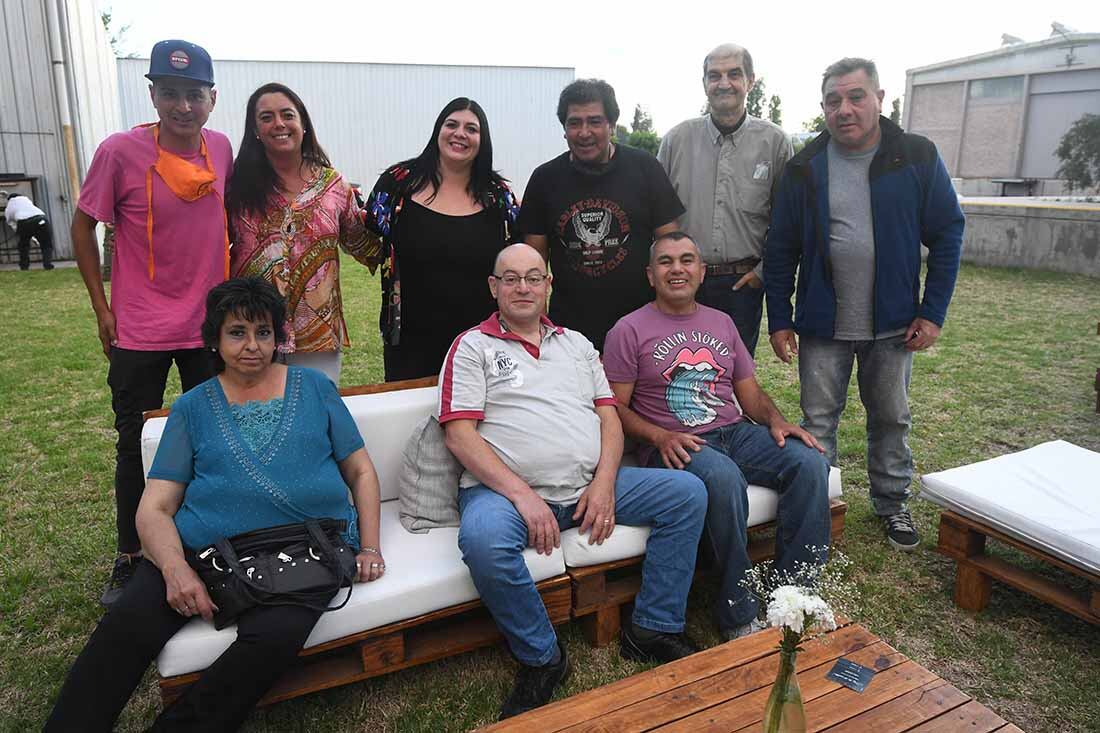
[720,619,768,643]
[883,510,920,551]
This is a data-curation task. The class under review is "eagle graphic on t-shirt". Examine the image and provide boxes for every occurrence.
[661,347,726,427]
[572,210,612,246]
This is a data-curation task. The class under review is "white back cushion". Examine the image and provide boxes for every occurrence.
[343,387,437,502]
[140,386,439,503]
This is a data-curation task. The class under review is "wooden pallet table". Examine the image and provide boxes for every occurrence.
[479,621,1024,732]
[936,510,1100,625]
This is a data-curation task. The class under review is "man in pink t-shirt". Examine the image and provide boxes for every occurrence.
[603,231,832,642]
[71,40,232,606]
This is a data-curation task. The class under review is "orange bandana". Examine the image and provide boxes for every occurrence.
[140,123,229,280]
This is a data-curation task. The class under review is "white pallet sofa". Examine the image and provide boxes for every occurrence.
[139,378,846,704]
[922,440,1100,624]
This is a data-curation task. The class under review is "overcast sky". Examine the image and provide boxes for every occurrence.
[104,1,1098,136]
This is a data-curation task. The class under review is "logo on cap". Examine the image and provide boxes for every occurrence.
[169,50,191,70]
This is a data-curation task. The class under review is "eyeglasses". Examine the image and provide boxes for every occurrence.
[491,272,547,287]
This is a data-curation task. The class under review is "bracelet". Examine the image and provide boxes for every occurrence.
[359,546,381,555]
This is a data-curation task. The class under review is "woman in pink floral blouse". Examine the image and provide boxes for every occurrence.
[227,83,371,384]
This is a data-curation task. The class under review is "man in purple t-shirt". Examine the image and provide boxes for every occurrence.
[71,40,231,607]
[603,231,832,640]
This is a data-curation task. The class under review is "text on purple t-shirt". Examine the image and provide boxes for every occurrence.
[603,303,755,445]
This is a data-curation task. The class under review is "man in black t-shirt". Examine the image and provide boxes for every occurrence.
[520,79,685,351]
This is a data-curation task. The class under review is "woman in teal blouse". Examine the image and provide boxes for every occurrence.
[48,278,384,732]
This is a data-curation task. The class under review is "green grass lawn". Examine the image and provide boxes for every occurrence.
[1,260,1098,732]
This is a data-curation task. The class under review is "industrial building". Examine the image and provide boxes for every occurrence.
[0,0,119,263]
[904,29,1100,196]
[116,58,575,199]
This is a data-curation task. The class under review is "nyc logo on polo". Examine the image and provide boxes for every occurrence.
[485,349,524,387]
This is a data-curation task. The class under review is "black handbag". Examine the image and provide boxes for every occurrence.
[189,518,358,630]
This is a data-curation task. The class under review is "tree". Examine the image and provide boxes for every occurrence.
[631,105,654,134]
[626,131,661,156]
[100,7,136,57]
[768,95,782,127]
[619,104,661,156]
[746,78,766,118]
[1055,113,1100,191]
[890,98,902,126]
[804,114,826,133]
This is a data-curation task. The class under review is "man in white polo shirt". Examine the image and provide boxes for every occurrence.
[438,243,707,720]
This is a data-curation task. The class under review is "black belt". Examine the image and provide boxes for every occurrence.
[706,257,760,276]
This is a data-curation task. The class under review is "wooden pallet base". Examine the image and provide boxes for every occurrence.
[937,510,1100,625]
[569,499,849,646]
[158,574,572,706]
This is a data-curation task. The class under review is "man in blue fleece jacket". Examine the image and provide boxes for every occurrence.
[764,57,964,551]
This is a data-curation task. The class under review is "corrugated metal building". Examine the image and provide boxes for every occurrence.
[904,32,1100,195]
[0,0,119,262]
[117,58,575,198]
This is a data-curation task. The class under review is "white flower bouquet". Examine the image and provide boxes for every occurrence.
[738,549,857,733]
[766,584,837,645]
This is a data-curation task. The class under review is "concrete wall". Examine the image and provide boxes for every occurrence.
[908,82,965,175]
[958,94,1023,178]
[960,201,1100,277]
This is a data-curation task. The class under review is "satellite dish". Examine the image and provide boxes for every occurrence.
[1001,34,1024,45]
[1051,21,1077,37]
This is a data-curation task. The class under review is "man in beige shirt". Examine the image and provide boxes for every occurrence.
[658,43,792,356]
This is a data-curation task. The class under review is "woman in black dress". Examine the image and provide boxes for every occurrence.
[362,97,519,381]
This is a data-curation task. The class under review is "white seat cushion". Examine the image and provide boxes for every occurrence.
[561,466,843,568]
[156,499,565,677]
[920,440,1100,575]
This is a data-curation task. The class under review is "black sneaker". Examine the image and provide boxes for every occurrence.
[883,510,920,551]
[620,623,700,664]
[498,639,570,720]
[100,554,138,607]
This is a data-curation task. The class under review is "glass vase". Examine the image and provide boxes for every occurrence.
[762,647,806,733]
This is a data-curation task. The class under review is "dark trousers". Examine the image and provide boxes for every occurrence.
[46,560,324,732]
[697,273,765,357]
[384,341,445,382]
[108,347,213,553]
[16,215,53,269]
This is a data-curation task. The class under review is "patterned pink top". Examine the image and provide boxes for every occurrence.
[230,168,371,353]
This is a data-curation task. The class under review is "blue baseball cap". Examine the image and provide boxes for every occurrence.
[146,40,215,86]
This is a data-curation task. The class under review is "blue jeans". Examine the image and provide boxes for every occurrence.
[458,467,707,666]
[799,334,914,516]
[697,273,764,357]
[649,421,831,629]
